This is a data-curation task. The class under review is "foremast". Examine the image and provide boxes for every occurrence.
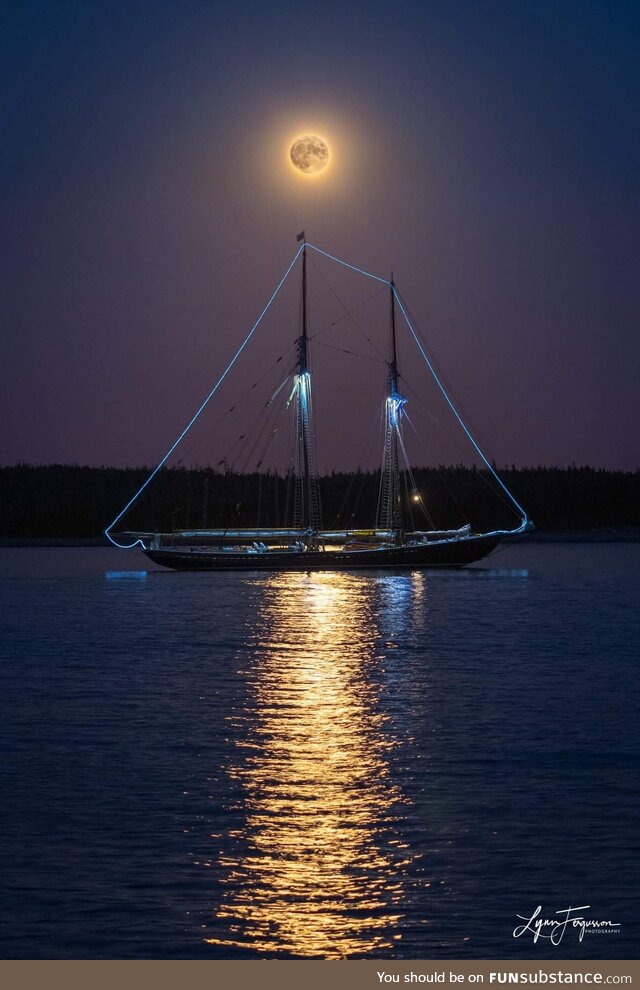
[377,277,407,537]
[292,237,322,532]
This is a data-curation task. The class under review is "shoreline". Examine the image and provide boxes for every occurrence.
[1,530,640,548]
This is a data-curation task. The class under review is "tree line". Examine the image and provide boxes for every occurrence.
[0,463,638,537]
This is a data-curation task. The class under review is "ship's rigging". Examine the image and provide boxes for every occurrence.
[104,238,531,570]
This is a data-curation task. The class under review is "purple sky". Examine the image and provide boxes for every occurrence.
[2,1,639,471]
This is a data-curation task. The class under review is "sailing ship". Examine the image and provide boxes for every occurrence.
[105,237,532,570]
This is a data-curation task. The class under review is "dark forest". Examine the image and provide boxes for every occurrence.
[1,464,638,538]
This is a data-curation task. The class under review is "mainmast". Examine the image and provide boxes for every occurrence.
[292,236,322,532]
[377,277,406,534]
[299,235,309,374]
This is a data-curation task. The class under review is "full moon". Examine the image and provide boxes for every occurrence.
[289,135,330,175]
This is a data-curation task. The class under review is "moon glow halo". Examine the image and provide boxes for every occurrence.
[289,135,330,175]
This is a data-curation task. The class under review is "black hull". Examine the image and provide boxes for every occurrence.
[143,534,501,571]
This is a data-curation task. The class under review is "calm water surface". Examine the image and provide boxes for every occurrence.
[0,544,638,958]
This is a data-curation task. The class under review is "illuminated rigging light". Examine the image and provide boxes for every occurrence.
[305,244,390,286]
[296,372,311,407]
[386,393,407,429]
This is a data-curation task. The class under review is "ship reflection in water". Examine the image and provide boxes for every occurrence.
[205,571,423,958]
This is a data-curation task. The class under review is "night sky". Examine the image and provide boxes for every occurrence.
[2,1,639,472]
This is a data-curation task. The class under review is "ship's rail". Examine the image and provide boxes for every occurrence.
[117,525,486,550]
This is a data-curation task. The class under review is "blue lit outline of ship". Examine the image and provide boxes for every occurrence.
[105,237,533,570]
